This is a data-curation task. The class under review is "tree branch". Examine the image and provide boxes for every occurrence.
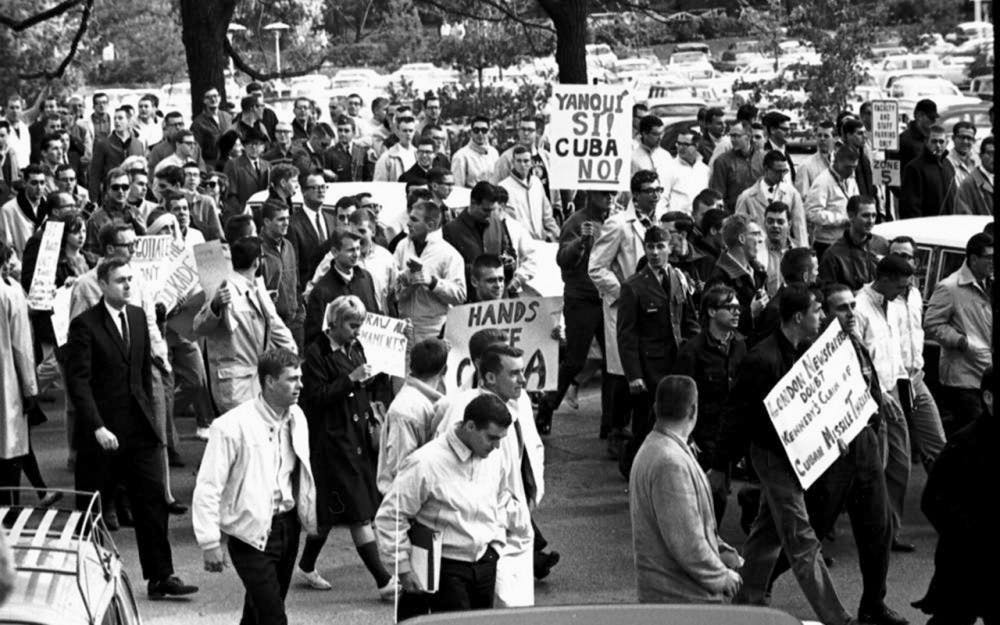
[415,0,555,34]
[0,0,81,31]
[225,38,328,81]
[16,0,93,80]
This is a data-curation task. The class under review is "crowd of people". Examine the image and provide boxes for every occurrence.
[0,81,994,625]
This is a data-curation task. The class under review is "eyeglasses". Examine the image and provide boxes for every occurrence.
[57,177,76,183]
[471,127,489,134]
[202,181,218,188]
[180,140,197,146]
[302,185,324,191]
[109,184,130,192]
[112,242,137,250]
[675,141,693,147]
[27,179,47,186]
[519,127,537,133]
[954,134,976,141]
[640,187,664,194]
[348,101,362,107]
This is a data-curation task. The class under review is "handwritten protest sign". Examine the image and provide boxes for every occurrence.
[764,321,878,489]
[358,312,409,378]
[51,286,73,346]
[871,100,899,152]
[26,220,65,311]
[156,245,200,312]
[443,296,562,392]
[131,235,175,291]
[549,85,634,191]
[193,240,233,304]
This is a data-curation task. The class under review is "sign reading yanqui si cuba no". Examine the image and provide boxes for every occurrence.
[549,85,634,192]
[763,321,878,489]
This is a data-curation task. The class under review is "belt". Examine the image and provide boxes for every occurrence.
[272,508,296,521]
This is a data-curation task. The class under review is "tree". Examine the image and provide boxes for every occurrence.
[179,0,237,115]
[435,18,554,93]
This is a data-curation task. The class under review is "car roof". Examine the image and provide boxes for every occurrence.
[404,604,806,624]
[872,215,991,249]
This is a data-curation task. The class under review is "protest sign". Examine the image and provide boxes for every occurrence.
[871,100,899,152]
[764,321,878,489]
[443,296,562,392]
[193,240,233,304]
[358,312,409,378]
[51,286,73,346]
[156,245,200,312]
[522,241,564,298]
[549,85,634,191]
[26,220,65,311]
[872,159,901,186]
[131,235,175,291]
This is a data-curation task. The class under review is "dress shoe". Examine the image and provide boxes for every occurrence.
[148,575,199,599]
[534,551,561,580]
[858,603,909,625]
[103,511,120,531]
[167,501,188,515]
[890,539,916,553]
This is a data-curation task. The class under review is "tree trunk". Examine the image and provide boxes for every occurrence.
[538,0,588,85]
[179,0,237,118]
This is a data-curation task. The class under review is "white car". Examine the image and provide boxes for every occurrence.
[585,43,618,68]
[645,97,708,127]
[330,67,385,90]
[889,75,983,109]
[874,54,968,87]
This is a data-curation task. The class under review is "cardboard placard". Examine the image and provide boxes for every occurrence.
[548,85,634,191]
[26,221,65,311]
[193,240,233,304]
[50,286,73,346]
[130,235,176,291]
[358,312,409,378]
[443,296,562,392]
[764,321,877,489]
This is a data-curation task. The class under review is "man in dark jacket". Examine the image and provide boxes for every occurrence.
[617,225,699,476]
[189,88,233,169]
[817,195,889,290]
[303,229,379,346]
[900,125,957,218]
[673,283,746,521]
[710,284,854,625]
[914,366,996,625]
[896,99,938,169]
[708,214,767,337]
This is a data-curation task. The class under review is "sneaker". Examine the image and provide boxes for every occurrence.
[378,575,399,603]
[148,575,199,599]
[195,427,210,441]
[297,566,331,590]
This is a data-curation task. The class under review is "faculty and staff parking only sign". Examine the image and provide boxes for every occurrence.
[549,85,634,191]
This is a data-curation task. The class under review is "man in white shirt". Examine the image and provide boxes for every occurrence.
[375,393,523,621]
[662,129,709,216]
[452,116,499,188]
[3,95,31,167]
[373,115,417,182]
[946,121,979,189]
[134,94,162,147]
[499,145,559,241]
[631,115,673,213]
[805,145,861,257]
[796,121,837,197]
[194,348,317,625]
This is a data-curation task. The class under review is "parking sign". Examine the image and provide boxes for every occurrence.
[871,100,899,152]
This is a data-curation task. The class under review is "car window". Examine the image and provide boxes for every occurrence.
[912,58,932,69]
[938,249,966,286]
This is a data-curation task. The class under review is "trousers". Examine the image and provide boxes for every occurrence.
[739,444,850,625]
[228,510,301,625]
[397,547,499,621]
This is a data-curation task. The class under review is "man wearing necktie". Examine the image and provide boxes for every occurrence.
[616,225,700,478]
[65,257,198,599]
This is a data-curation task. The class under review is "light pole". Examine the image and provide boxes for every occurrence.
[226,22,246,76]
[263,22,290,75]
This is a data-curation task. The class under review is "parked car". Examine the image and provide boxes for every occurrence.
[0,490,143,625]
[967,74,993,101]
[717,39,762,72]
[395,604,815,625]
[889,75,983,112]
[871,215,991,392]
[873,54,969,87]
[585,43,618,68]
[645,97,708,128]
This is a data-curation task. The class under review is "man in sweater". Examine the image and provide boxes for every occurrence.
[451,116,499,188]
[709,124,763,213]
[373,115,416,182]
[735,150,808,248]
[805,145,860,258]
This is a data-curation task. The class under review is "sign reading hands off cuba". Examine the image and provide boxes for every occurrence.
[764,321,878,489]
[549,85,633,191]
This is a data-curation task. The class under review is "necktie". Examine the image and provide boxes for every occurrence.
[513,419,537,504]
[253,160,260,177]
[13,126,20,139]
[119,311,130,350]
[315,211,327,241]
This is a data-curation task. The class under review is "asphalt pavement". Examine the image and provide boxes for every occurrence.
[27,382,938,625]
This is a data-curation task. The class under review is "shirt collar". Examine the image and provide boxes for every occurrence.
[103,300,126,318]
[446,426,474,462]
[256,395,291,426]
[404,376,444,403]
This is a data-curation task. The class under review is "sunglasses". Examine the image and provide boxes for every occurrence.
[57,177,77,183]
[109,184,130,192]
[202,181,218,188]
[471,127,489,134]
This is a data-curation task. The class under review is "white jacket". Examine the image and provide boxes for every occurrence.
[373,143,416,182]
[499,174,559,241]
[192,398,318,551]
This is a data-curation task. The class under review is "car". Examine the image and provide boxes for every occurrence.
[871,215,991,392]
[967,74,993,101]
[393,604,817,625]
[889,75,983,111]
[608,57,663,84]
[0,490,143,625]
[717,40,762,72]
[585,43,618,68]
[868,45,908,60]
[935,102,992,140]
[645,97,708,128]
[873,54,968,87]
[329,67,385,90]
[672,42,712,59]
[946,21,993,43]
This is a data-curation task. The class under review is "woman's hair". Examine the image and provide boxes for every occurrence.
[325,295,366,331]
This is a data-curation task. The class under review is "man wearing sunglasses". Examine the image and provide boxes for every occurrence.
[53,163,91,211]
[148,112,204,176]
[90,107,146,203]
[85,167,147,256]
[451,115,499,189]
[662,129,710,216]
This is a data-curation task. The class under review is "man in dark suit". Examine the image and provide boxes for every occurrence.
[303,230,380,345]
[287,170,338,286]
[65,257,198,600]
[223,129,270,217]
[616,225,699,476]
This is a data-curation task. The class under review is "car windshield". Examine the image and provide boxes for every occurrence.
[670,52,708,64]
[650,103,705,117]
[897,79,960,96]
